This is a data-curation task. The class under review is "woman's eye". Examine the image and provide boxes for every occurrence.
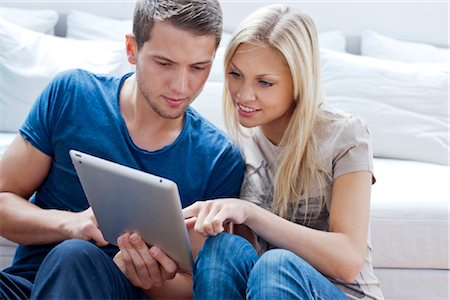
[228,71,241,79]
[259,80,273,87]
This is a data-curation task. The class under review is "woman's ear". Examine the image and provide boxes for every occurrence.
[125,34,137,65]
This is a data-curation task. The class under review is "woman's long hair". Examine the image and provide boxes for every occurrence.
[223,4,329,221]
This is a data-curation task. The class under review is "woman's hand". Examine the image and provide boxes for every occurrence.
[113,233,178,290]
[182,198,253,236]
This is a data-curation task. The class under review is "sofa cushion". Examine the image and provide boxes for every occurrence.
[370,158,450,269]
[374,268,450,300]
[0,19,132,133]
[1,7,59,35]
[361,30,449,64]
[321,49,449,166]
[67,10,132,41]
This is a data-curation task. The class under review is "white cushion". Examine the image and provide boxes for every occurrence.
[191,81,225,130]
[361,30,449,64]
[374,268,450,300]
[318,30,346,52]
[371,158,450,269]
[320,49,449,165]
[0,6,58,34]
[0,236,17,270]
[66,10,132,41]
[0,132,15,157]
[0,19,132,132]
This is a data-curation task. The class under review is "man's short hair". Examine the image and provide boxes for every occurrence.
[133,0,223,49]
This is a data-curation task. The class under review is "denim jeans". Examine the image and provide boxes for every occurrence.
[1,239,147,300]
[194,232,347,300]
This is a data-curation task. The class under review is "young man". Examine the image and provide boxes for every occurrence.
[0,1,244,299]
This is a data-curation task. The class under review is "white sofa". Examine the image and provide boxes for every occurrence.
[1,2,449,299]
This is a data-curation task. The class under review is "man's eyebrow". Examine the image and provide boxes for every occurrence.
[152,55,175,63]
[152,55,212,65]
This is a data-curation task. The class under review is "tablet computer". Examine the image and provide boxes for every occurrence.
[69,149,193,272]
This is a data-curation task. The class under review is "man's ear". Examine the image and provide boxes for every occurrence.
[125,34,137,65]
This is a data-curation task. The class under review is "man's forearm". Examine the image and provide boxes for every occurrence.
[0,192,70,245]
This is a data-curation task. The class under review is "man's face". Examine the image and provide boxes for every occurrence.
[133,21,217,119]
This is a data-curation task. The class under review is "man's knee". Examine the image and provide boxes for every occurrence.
[50,239,98,256]
[41,239,104,270]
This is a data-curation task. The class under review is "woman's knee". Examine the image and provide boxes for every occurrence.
[194,233,259,299]
[197,233,253,261]
[247,249,313,295]
[195,233,258,274]
[250,249,308,278]
[248,249,344,299]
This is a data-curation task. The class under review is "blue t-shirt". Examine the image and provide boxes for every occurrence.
[8,69,244,281]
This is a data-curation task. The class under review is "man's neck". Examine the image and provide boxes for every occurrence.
[119,75,184,151]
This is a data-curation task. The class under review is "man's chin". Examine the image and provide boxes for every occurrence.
[157,108,187,120]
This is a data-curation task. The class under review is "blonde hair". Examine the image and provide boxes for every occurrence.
[223,4,329,221]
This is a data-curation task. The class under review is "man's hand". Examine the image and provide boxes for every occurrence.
[62,207,108,246]
[113,233,178,290]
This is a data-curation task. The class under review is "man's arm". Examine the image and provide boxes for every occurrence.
[0,135,107,246]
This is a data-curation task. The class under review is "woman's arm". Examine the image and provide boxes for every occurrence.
[183,171,372,283]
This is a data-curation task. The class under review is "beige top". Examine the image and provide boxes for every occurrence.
[239,111,384,300]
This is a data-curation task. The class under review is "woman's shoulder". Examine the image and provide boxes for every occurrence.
[315,108,372,164]
[317,108,370,141]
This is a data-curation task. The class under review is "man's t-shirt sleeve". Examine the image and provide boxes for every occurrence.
[203,142,245,200]
[19,70,75,157]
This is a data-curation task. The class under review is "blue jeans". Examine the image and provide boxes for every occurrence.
[194,233,347,300]
[1,239,147,299]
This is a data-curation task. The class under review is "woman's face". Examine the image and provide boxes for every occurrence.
[226,43,295,143]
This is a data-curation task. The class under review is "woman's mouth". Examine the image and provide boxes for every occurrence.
[236,102,261,116]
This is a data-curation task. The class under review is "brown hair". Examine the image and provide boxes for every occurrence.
[133,0,223,49]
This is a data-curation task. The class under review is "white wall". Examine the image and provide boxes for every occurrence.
[2,0,448,50]
[221,1,449,52]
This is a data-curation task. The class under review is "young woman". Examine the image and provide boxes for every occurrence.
[183,4,384,300]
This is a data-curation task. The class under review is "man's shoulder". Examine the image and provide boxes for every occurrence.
[185,108,242,155]
[51,69,120,88]
[186,108,226,138]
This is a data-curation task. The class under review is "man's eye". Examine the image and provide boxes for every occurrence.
[192,66,206,71]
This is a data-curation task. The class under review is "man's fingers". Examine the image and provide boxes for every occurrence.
[92,227,108,246]
[149,246,178,280]
[117,234,141,286]
[128,233,161,288]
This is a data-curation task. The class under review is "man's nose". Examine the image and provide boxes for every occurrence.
[170,69,189,95]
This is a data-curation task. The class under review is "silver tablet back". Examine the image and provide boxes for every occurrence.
[69,149,193,272]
